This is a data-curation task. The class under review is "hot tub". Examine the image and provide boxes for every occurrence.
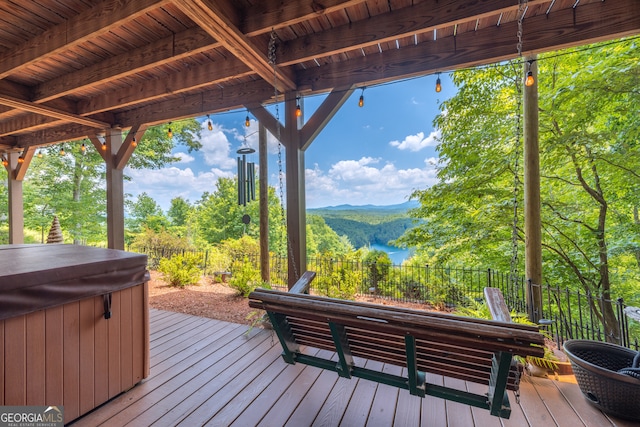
[0,244,150,424]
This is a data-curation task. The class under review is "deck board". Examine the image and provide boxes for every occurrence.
[69,309,628,427]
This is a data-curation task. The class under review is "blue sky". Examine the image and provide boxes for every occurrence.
[124,73,455,212]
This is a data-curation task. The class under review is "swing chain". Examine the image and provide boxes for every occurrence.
[511,0,527,289]
[269,29,298,282]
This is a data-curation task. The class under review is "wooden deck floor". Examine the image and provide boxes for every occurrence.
[69,309,637,427]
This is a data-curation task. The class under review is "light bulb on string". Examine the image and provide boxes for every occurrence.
[167,124,173,139]
[525,60,535,87]
[101,141,107,151]
[18,155,24,164]
[295,97,302,117]
[132,136,137,147]
[207,115,213,131]
[245,114,251,127]
[1,156,8,167]
[60,146,65,156]
[358,87,365,107]
[435,73,442,93]
[81,143,86,153]
[37,150,43,158]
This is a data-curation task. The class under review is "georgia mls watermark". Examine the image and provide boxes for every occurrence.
[0,406,63,427]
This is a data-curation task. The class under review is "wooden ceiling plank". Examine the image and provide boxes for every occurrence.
[278,0,549,66]
[175,0,297,92]
[33,27,218,102]
[242,0,367,36]
[0,94,110,129]
[0,0,173,79]
[76,57,253,114]
[297,0,640,91]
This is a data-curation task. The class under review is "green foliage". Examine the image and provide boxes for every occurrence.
[129,228,194,252]
[314,254,362,300]
[168,197,192,227]
[192,177,285,254]
[229,257,263,297]
[399,39,640,340]
[363,249,392,294]
[126,192,167,233]
[322,216,414,248]
[306,214,354,256]
[158,253,201,287]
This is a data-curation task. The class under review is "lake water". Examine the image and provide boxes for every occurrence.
[368,243,411,265]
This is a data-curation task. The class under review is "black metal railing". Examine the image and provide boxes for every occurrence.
[134,246,639,351]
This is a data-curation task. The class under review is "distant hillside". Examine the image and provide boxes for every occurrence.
[308,201,419,248]
[309,201,419,224]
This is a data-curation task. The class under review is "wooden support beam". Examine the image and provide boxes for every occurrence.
[297,0,640,91]
[88,134,108,163]
[14,147,35,181]
[300,86,355,150]
[0,95,110,129]
[278,0,548,66]
[259,123,270,284]
[245,102,285,141]
[7,153,24,244]
[105,129,125,250]
[115,124,148,170]
[175,0,296,93]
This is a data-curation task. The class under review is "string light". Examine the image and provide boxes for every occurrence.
[81,143,86,153]
[295,97,302,117]
[358,87,365,107]
[245,113,250,127]
[207,115,213,131]
[37,150,43,158]
[435,73,442,93]
[17,154,24,164]
[1,156,7,167]
[167,124,173,138]
[101,141,107,151]
[60,146,65,156]
[525,60,535,87]
[132,136,137,147]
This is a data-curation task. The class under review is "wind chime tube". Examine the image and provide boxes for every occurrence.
[237,156,245,206]
[247,162,256,202]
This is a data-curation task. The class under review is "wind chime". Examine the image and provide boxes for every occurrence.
[236,146,256,208]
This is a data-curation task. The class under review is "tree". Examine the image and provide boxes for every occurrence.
[126,192,167,233]
[168,197,192,227]
[24,144,107,244]
[307,214,354,256]
[193,177,285,253]
[400,39,639,343]
[14,119,201,243]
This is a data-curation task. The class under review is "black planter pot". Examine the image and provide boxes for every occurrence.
[563,339,640,422]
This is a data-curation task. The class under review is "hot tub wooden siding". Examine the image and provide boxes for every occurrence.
[0,245,149,424]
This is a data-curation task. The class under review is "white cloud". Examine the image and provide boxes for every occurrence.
[174,152,194,163]
[199,122,236,169]
[305,156,439,208]
[389,129,441,152]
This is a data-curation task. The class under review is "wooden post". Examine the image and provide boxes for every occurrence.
[259,122,270,284]
[106,128,125,250]
[284,91,306,288]
[7,152,24,244]
[523,54,543,322]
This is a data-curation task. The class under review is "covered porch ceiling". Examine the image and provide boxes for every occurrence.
[0,0,638,152]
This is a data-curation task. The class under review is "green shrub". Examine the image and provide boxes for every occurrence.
[158,253,201,287]
[229,258,264,297]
